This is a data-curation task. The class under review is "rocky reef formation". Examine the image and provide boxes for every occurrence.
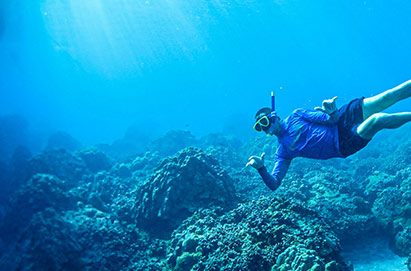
[0,205,168,271]
[169,196,350,271]
[0,163,166,270]
[45,131,82,151]
[0,174,76,245]
[0,129,410,270]
[76,147,113,173]
[148,130,198,157]
[276,159,378,241]
[133,147,238,237]
[349,141,411,258]
[370,167,411,257]
[27,148,90,184]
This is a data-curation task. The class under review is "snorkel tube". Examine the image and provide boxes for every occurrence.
[266,91,276,137]
[271,91,275,112]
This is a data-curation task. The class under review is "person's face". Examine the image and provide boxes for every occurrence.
[263,116,281,136]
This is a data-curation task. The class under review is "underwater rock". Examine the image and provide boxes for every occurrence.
[77,160,147,224]
[115,163,132,178]
[273,245,324,271]
[380,141,411,175]
[0,205,168,271]
[148,130,198,157]
[0,129,410,270]
[0,208,84,271]
[198,133,243,169]
[0,174,76,245]
[76,147,112,173]
[238,134,278,162]
[89,172,136,204]
[363,171,397,202]
[371,167,411,256]
[130,151,161,171]
[61,207,167,270]
[169,196,351,271]
[394,227,411,257]
[99,136,149,163]
[27,148,89,185]
[133,147,238,237]
[275,164,377,242]
[45,131,82,151]
[204,145,244,170]
[98,125,151,161]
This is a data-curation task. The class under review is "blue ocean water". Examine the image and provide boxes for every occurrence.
[342,237,408,271]
[1,0,411,145]
[1,1,411,270]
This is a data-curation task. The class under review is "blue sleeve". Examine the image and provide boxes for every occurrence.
[294,108,338,124]
[257,156,292,191]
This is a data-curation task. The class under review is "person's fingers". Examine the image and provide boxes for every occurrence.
[332,96,338,101]
[246,159,256,167]
[248,155,258,161]
[314,106,324,112]
[261,152,265,161]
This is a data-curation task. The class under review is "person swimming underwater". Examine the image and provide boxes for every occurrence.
[246,79,411,191]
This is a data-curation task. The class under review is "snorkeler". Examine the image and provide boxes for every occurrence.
[246,79,411,191]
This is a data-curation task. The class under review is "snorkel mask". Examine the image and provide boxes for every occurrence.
[253,91,277,133]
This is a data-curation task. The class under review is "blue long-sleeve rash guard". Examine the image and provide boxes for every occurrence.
[258,108,343,191]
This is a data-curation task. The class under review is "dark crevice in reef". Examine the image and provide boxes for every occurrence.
[0,130,410,270]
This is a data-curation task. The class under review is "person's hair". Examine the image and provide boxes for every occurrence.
[255,107,273,120]
[254,107,281,125]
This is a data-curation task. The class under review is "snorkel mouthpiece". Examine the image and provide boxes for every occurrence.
[271,91,275,112]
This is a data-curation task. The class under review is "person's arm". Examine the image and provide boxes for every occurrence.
[295,96,339,124]
[296,108,339,124]
[257,155,291,191]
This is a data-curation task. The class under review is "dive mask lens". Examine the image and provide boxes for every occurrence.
[254,123,262,132]
[253,116,270,132]
[259,116,269,126]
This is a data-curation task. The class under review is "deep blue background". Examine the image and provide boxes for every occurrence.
[1,0,410,145]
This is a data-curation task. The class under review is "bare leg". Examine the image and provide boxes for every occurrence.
[363,80,411,120]
[357,112,411,140]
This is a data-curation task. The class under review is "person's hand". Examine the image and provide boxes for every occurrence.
[246,152,265,169]
[314,96,338,115]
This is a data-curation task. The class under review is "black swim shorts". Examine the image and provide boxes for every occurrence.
[337,97,371,157]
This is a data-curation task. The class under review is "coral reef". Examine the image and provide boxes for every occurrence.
[148,130,198,157]
[0,206,168,271]
[45,131,82,151]
[133,147,238,237]
[130,151,161,172]
[198,133,244,169]
[0,130,410,270]
[276,161,378,241]
[0,174,76,245]
[169,196,351,271]
[27,148,89,184]
[76,147,112,173]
